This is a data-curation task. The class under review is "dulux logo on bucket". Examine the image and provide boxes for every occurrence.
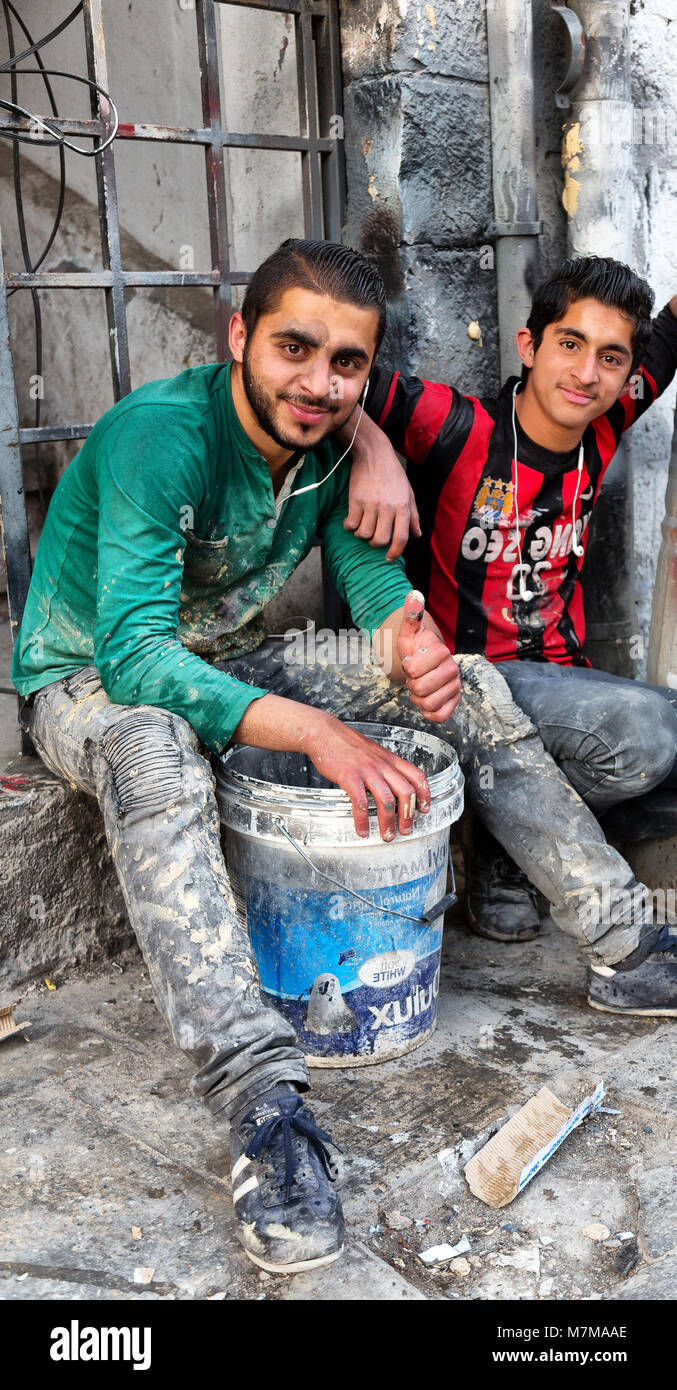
[368,967,440,1031]
[358,950,416,989]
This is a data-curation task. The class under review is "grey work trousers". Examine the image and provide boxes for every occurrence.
[25,644,669,1118]
[496,660,677,841]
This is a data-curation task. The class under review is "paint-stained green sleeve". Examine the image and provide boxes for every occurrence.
[317,465,412,636]
[93,409,268,752]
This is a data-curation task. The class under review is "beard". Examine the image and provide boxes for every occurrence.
[241,343,345,449]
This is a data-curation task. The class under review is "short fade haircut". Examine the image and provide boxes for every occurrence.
[241,238,387,353]
[526,256,655,376]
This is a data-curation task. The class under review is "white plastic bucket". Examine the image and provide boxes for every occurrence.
[215,722,464,1066]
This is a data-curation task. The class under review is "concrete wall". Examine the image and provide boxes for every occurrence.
[1,1,676,657]
[340,0,499,387]
[340,0,677,675]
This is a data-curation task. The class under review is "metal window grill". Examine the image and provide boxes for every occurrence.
[0,0,345,665]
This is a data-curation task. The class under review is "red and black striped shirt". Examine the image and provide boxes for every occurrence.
[365,305,677,665]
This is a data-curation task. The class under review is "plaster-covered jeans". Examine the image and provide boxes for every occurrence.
[25,645,675,1118]
[496,660,677,840]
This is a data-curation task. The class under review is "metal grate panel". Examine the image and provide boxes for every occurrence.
[0,0,345,646]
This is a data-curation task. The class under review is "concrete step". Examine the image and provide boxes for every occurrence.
[0,752,132,989]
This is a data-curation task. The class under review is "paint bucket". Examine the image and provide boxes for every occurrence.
[215,722,464,1066]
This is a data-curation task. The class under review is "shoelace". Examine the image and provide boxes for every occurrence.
[245,1098,340,1202]
[491,852,539,899]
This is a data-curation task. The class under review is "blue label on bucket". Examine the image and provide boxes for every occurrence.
[242,864,447,1060]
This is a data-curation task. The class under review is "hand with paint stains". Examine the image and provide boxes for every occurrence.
[395,590,461,723]
[303,714,431,841]
[233,693,430,842]
[340,406,421,560]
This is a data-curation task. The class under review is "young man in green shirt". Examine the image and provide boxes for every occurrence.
[10,239,668,1274]
[11,238,465,1274]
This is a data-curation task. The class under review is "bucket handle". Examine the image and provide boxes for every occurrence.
[273,817,457,927]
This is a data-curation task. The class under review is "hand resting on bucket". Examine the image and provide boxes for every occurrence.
[231,590,458,843]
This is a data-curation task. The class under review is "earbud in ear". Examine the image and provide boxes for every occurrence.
[362,376,370,403]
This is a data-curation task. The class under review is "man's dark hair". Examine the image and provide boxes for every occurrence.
[241,238,387,353]
[525,256,655,376]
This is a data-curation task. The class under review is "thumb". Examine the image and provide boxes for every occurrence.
[398,589,426,663]
[402,588,426,629]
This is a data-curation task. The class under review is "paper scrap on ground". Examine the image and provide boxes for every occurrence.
[582,1222,610,1242]
[418,1234,470,1266]
[464,1081,605,1208]
[0,1005,31,1043]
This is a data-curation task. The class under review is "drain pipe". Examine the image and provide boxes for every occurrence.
[486,0,541,382]
[632,406,677,890]
[558,0,636,676]
[647,416,677,687]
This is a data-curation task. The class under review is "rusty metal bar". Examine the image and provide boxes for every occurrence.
[215,0,329,13]
[0,113,333,152]
[7,270,225,288]
[0,223,31,647]
[314,6,344,241]
[196,0,231,359]
[295,9,323,238]
[19,425,94,445]
[116,126,333,151]
[82,0,131,398]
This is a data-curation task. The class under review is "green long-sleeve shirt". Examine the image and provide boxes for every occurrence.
[12,362,411,752]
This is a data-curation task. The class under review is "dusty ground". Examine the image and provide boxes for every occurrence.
[1,913,675,1303]
[1,617,675,1303]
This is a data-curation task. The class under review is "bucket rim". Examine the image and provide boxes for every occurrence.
[216,720,462,815]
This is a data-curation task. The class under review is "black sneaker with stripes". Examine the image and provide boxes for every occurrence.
[588,936,677,1017]
[229,1083,344,1273]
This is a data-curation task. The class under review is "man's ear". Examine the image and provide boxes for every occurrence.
[229,311,247,363]
[515,327,535,371]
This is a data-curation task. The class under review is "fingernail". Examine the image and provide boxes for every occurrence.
[384,829,395,842]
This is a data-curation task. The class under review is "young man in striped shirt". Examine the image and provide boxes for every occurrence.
[347,256,677,1017]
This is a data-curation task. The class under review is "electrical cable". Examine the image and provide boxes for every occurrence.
[2,0,46,516]
[0,1,84,72]
[0,0,119,158]
[2,1,66,272]
[0,71,119,156]
[510,381,586,603]
[277,378,371,511]
[0,3,120,520]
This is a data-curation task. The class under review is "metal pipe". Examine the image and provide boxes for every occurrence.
[561,0,636,676]
[486,0,541,382]
[647,411,677,687]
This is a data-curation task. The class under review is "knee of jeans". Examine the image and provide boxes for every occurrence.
[587,691,677,795]
[630,692,677,788]
[100,708,197,817]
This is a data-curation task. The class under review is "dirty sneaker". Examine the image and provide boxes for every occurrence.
[229,1083,344,1273]
[588,932,677,1017]
[463,820,541,943]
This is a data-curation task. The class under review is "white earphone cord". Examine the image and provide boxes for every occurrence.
[277,376,370,510]
[511,383,585,603]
